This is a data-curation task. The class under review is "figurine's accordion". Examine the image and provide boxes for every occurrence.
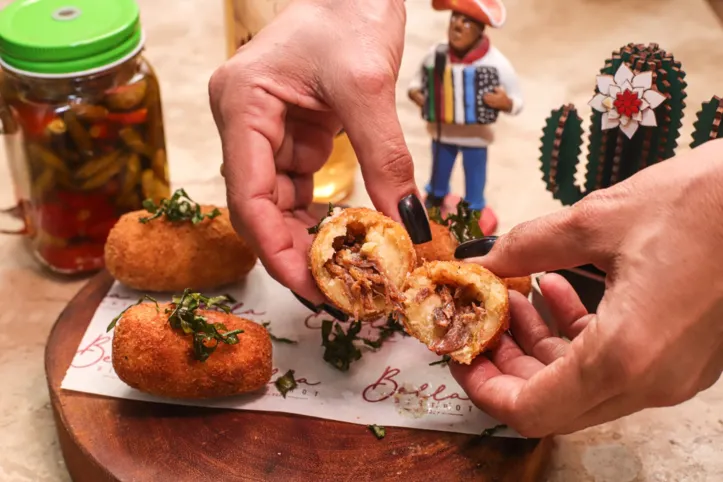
[421,62,501,125]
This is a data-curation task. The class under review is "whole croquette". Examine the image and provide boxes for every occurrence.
[104,206,257,292]
[401,261,510,365]
[112,302,272,399]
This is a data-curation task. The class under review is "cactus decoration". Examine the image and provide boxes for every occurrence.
[540,43,723,206]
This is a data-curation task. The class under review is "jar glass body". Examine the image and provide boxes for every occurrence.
[0,54,170,274]
[225,0,357,204]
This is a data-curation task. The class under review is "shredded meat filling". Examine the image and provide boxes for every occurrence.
[431,284,487,355]
[324,232,403,317]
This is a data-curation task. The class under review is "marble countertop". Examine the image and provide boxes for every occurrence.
[0,0,721,480]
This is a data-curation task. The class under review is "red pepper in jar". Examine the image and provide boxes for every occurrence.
[89,122,119,140]
[12,102,58,140]
[106,108,148,124]
[39,191,118,240]
[37,242,106,273]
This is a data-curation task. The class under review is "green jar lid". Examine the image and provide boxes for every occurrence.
[0,0,143,76]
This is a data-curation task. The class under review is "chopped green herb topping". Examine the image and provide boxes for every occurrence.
[139,188,221,224]
[275,369,298,398]
[321,319,364,371]
[106,295,159,332]
[307,203,335,235]
[166,290,243,362]
[429,199,484,243]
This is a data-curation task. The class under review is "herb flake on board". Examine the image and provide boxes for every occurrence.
[139,187,221,224]
[275,369,298,398]
[480,424,507,438]
[262,322,298,344]
[368,424,386,440]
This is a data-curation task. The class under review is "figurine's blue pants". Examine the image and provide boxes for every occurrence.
[425,141,488,211]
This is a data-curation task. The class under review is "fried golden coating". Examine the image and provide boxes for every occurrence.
[415,221,533,297]
[414,221,458,266]
[105,206,257,292]
[309,207,416,320]
[401,261,510,365]
[112,302,272,399]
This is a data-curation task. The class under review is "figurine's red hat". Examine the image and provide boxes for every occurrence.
[432,0,507,28]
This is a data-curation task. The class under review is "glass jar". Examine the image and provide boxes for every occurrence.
[225,0,358,204]
[0,0,170,275]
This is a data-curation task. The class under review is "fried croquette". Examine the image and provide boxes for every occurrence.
[416,220,533,297]
[414,221,458,266]
[104,206,257,292]
[401,261,510,365]
[309,207,416,320]
[112,302,272,399]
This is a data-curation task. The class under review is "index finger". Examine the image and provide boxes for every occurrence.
[219,88,324,303]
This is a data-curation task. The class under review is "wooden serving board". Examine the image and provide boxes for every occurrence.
[45,271,553,482]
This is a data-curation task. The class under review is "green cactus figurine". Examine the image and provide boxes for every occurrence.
[540,43,723,206]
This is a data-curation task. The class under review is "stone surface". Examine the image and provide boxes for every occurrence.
[0,0,721,480]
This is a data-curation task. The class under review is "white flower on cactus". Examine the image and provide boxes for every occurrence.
[588,63,666,139]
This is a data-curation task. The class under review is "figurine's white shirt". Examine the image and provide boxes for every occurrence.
[408,42,523,147]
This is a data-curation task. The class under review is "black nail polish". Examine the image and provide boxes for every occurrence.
[291,292,320,313]
[398,194,432,244]
[455,236,498,259]
[321,303,349,322]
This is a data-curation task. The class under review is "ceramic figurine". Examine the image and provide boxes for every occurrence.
[538,42,723,312]
[408,0,522,235]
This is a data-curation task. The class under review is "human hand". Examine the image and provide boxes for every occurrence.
[482,86,513,112]
[451,139,723,437]
[208,0,431,307]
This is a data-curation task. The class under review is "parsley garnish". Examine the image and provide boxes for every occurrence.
[275,369,298,398]
[262,322,298,344]
[139,188,221,224]
[429,354,451,366]
[368,424,386,440]
[377,313,409,340]
[106,295,159,331]
[307,202,335,235]
[166,290,243,362]
[429,199,484,243]
[480,424,507,437]
[321,319,364,371]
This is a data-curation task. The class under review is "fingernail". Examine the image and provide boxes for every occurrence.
[291,292,320,313]
[321,303,349,322]
[398,194,432,244]
[455,236,498,259]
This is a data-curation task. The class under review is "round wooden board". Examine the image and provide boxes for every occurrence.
[45,271,553,482]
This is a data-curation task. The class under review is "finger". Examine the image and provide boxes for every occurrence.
[488,334,547,379]
[508,290,569,364]
[219,87,324,303]
[537,273,591,339]
[449,355,528,425]
[455,205,611,278]
[328,72,420,223]
[556,393,642,434]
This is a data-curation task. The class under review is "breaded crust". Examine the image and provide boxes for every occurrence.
[415,221,533,297]
[309,207,416,320]
[414,221,457,266]
[401,261,510,365]
[112,302,272,399]
[104,206,257,292]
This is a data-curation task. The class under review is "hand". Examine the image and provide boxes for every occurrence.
[208,0,429,305]
[451,139,723,437]
[408,88,425,108]
[483,87,512,112]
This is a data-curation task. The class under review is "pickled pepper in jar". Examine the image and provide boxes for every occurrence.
[0,0,170,275]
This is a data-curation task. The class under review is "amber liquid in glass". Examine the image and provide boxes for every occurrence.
[312,132,357,204]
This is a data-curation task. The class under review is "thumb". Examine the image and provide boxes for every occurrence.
[455,205,611,277]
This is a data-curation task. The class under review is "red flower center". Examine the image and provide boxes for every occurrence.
[613,89,642,117]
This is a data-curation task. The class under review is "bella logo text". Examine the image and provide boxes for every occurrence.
[362,366,470,403]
